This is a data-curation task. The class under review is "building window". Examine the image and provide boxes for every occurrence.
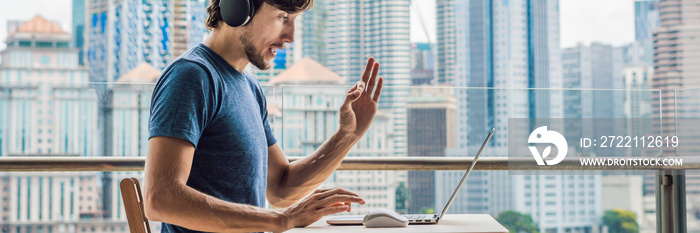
[36,41,52,48]
[18,41,31,47]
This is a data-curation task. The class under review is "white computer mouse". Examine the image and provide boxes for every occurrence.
[362,209,409,228]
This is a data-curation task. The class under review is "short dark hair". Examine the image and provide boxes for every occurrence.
[206,0,313,30]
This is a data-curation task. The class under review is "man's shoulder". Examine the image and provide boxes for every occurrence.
[168,49,215,76]
[164,45,227,78]
[159,46,221,84]
[155,55,219,95]
[166,58,209,74]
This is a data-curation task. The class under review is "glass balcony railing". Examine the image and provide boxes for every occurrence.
[674,88,700,232]
[0,81,696,233]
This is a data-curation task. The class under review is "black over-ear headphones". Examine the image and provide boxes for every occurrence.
[219,0,256,27]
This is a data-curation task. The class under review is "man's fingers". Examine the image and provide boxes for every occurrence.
[361,57,376,83]
[314,188,333,194]
[357,81,366,93]
[329,202,346,207]
[365,63,380,95]
[319,205,350,216]
[316,188,360,200]
[372,77,384,102]
[341,89,361,109]
[347,82,359,94]
[341,83,363,111]
[313,188,365,207]
[317,194,365,207]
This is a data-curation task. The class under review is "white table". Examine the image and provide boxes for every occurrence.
[285,214,509,233]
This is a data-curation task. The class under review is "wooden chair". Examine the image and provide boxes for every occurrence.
[120,178,152,233]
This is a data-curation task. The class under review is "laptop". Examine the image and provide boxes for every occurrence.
[326,128,495,225]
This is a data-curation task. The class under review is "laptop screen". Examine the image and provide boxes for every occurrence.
[437,128,495,219]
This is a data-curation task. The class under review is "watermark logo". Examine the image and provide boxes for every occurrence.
[528,126,568,165]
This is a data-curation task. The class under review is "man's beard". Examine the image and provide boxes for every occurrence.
[240,31,271,70]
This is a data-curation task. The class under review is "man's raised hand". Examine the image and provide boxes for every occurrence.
[338,57,384,139]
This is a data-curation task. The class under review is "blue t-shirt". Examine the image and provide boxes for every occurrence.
[148,43,277,233]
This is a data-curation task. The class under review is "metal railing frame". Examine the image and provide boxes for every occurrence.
[0,156,694,232]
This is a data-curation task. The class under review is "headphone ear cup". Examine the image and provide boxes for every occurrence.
[219,0,252,27]
[248,0,256,23]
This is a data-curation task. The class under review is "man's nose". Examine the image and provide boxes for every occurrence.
[282,35,294,44]
[282,25,295,44]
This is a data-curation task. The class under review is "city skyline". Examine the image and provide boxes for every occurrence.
[0,0,697,232]
[0,0,637,52]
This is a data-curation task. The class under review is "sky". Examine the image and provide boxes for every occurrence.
[0,0,636,51]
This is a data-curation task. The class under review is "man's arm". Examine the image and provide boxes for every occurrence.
[144,136,364,232]
[266,134,357,207]
[267,58,384,207]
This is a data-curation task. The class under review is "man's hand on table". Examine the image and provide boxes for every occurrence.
[280,188,365,229]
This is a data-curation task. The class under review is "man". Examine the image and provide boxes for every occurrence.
[143,0,384,232]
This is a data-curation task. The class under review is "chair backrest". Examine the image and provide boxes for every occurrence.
[120,178,152,233]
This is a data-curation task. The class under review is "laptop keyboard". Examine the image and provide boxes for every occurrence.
[403,214,432,220]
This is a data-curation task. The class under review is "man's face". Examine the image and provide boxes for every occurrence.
[239,3,299,70]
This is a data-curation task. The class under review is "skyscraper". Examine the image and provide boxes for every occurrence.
[436,0,455,85]
[562,43,625,119]
[453,0,562,150]
[652,0,700,122]
[561,43,626,165]
[86,0,208,83]
[0,16,104,233]
[410,43,436,85]
[300,0,412,157]
[635,0,660,43]
[0,16,98,160]
[652,0,700,194]
[299,0,327,65]
[172,0,209,58]
[406,87,456,213]
[621,0,660,68]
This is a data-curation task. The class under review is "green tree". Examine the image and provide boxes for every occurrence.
[395,182,410,214]
[603,209,639,233]
[496,210,539,233]
[420,207,435,214]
